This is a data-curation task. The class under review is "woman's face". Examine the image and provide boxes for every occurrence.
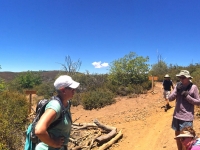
[179,76,190,86]
[180,137,193,148]
[64,87,75,99]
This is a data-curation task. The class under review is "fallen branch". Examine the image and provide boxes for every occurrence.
[70,145,88,150]
[69,137,77,144]
[73,116,81,123]
[94,119,117,143]
[98,130,123,150]
[72,123,98,130]
[89,131,102,149]
[69,120,122,150]
[94,119,116,131]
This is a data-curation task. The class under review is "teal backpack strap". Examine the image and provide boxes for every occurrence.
[24,124,36,150]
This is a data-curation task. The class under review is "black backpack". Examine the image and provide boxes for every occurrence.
[24,96,66,150]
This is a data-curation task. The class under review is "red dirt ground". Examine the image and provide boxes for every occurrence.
[71,82,200,150]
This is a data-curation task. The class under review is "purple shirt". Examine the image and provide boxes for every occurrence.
[168,84,200,121]
[189,138,200,150]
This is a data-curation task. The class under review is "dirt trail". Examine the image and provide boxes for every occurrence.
[71,82,200,150]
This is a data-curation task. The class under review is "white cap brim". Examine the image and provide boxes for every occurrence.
[69,81,80,89]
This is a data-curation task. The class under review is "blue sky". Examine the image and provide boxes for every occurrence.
[0,0,200,74]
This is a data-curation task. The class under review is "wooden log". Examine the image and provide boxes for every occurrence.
[94,119,117,143]
[98,130,123,150]
[72,123,97,130]
[96,129,117,143]
[94,119,116,131]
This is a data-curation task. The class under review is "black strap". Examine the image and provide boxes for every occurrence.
[186,83,193,91]
[48,96,72,129]
[47,96,65,129]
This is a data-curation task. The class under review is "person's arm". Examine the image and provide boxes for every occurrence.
[171,81,174,90]
[183,86,200,105]
[35,109,64,148]
[168,86,177,101]
[162,81,165,90]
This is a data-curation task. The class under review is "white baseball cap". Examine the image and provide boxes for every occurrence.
[54,75,80,90]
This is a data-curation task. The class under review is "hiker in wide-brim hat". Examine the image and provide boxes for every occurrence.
[176,70,193,79]
[162,74,174,112]
[168,70,200,150]
[174,126,200,150]
[164,74,170,78]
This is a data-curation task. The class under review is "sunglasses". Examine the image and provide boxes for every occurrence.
[180,137,186,142]
[64,87,75,91]
[179,76,186,80]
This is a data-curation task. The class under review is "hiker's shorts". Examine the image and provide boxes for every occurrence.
[171,117,193,131]
[163,90,171,99]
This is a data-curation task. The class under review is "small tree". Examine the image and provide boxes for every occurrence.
[108,52,150,86]
[149,54,168,81]
[9,71,42,91]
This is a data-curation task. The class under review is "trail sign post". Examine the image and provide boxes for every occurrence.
[148,76,158,93]
[25,90,36,113]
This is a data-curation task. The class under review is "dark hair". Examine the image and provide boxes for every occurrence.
[181,126,196,137]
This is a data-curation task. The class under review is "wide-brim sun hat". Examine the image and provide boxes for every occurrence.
[174,131,194,139]
[176,70,193,79]
[164,74,170,78]
[54,75,80,90]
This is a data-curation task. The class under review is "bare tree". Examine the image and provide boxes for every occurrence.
[61,55,82,75]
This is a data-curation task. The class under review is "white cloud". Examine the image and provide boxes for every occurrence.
[101,62,109,67]
[92,61,109,68]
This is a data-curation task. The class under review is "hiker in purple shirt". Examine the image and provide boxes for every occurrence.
[168,70,200,150]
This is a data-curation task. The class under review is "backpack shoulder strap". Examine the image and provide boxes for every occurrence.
[186,82,193,91]
[53,96,72,123]
[24,124,36,150]
[47,96,65,129]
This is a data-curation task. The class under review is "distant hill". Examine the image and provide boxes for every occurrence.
[0,71,64,82]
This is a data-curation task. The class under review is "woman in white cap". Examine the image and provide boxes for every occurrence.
[168,70,200,150]
[35,75,80,150]
[175,126,200,150]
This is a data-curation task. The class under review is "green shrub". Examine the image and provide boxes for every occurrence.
[105,80,120,94]
[35,81,55,99]
[81,88,115,110]
[0,91,29,150]
[117,86,130,96]
[71,92,82,106]
[0,78,6,91]
[115,80,152,96]
[7,71,42,92]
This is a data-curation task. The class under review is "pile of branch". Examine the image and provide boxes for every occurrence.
[68,119,123,150]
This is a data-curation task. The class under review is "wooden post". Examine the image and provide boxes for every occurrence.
[29,94,32,113]
[152,75,154,91]
[25,90,36,113]
[148,76,158,94]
